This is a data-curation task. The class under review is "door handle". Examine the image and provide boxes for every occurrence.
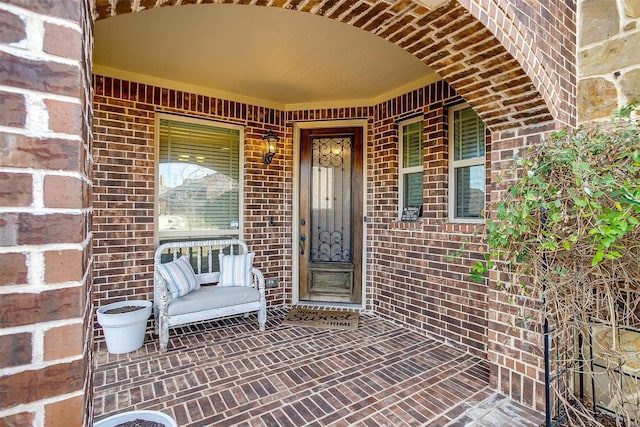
[300,233,306,255]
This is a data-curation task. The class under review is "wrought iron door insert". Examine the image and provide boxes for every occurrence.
[299,127,363,303]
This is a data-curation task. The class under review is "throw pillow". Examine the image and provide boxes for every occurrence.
[158,255,199,298]
[218,252,255,287]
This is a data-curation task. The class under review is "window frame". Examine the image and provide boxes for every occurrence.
[398,116,424,220]
[448,104,486,224]
[154,112,245,244]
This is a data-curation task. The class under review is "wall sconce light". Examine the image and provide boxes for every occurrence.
[262,130,280,165]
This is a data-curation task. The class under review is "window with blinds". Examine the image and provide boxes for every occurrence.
[449,105,485,221]
[399,118,424,218]
[156,114,243,240]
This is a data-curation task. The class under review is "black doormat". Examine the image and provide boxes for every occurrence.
[281,307,359,331]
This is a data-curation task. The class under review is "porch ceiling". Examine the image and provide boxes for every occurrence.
[92,3,440,110]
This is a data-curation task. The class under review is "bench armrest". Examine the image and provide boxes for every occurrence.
[251,267,266,292]
[154,271,170,317]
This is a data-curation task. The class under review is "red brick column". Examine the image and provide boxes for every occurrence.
[486,124,559,411]
[0,1,93,426]
[468,0,576,411]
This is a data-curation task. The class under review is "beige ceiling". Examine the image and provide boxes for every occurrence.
[93,3,440,110]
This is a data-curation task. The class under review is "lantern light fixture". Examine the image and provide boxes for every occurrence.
[262,130,280,165]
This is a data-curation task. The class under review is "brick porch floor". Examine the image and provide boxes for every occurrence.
[93,308,544,426]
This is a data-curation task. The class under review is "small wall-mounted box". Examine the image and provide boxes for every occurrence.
[265,278,278,288]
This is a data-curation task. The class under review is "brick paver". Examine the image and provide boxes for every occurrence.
[93,309,543,426]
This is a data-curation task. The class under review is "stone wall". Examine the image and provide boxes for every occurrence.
[579,0,640,121]
[0,1,94,426]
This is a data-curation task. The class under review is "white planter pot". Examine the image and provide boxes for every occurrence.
[97,300,152,354]
[94,410,177,427]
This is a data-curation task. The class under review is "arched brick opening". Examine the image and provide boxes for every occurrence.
[92,0,569,132]
[89,0,576,413]
[0,0,582,424]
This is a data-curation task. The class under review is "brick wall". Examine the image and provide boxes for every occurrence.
[0,0,586,422]
[369,81,490,356]
[92,74,492,360]
[462,0,577,127]
[93,1,555,131]
[92,76,378,315]
[89,0,580,413]
[92,76,290,313]
[474,0,577,411]
[486,123,557,412]
[0,1,94,426]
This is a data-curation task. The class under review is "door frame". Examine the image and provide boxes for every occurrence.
[292,119,368,307]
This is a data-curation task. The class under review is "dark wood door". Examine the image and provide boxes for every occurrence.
[299,127,363,304]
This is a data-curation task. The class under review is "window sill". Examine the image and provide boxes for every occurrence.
[385,218,485,234]
[389,219,425,230]
[442,222,485,233]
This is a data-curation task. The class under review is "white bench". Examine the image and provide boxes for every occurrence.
[153,239,266,352]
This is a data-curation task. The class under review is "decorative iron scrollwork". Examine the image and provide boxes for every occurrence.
[309,135,353,264]
[311,230,352,262]
[312,137,352,167]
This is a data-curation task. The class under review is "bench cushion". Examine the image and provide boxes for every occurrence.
[167,285,260,316]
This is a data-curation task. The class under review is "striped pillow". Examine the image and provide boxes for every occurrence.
[158,255,199,298]
[218,252,255,287]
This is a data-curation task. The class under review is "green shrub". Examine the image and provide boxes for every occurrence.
[474,103,640,424]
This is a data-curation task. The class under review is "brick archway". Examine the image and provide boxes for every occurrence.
[92,0,575,132]
[0,0,580,423]
[90,0,577,412]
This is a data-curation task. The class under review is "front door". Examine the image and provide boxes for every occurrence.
[298,127,363,304]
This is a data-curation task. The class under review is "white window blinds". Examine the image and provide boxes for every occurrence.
[399,118,424,215]
[453,107,485,161]
[449,106,485,221]
[403,121,423,168]
[157,117,241,239]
